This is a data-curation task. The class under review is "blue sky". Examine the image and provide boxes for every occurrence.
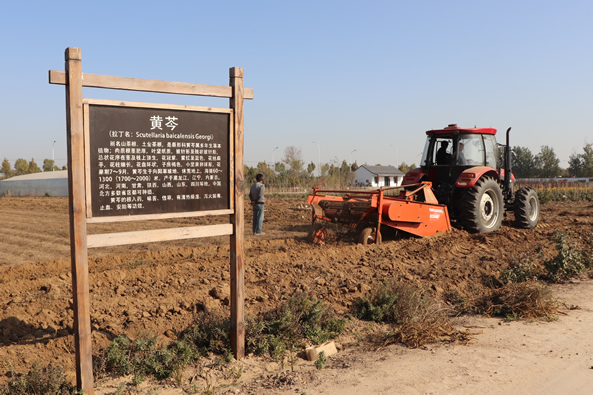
[1,0,592,170]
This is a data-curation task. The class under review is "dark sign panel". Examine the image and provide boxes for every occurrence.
[88,104,230,217]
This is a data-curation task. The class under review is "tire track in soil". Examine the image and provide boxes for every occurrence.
[0,207,71,266]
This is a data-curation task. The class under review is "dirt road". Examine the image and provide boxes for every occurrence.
[294,280,593,394]
[0,196,592,393]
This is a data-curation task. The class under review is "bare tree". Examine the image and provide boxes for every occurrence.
[282,146,304,186]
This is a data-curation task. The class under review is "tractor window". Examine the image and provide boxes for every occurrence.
[425,137,454,166]
[483,135,499,168]
[421,138,432,166]
[456,135,484,166]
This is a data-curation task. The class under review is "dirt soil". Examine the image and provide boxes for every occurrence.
[1,196,592,394]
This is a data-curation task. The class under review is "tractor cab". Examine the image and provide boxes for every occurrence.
[420,124,500,171]
[404,124,506,211]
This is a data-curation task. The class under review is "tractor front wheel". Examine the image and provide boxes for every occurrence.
[308,223,327,245]
[514,187,540,229]
[458,177,504,233]
[358,227,382,245]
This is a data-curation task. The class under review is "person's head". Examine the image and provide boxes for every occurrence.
[459,142,464,151]
[256,173,264,182]
[441,141,449,148]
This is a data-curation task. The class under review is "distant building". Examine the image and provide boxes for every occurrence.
[353,165,404,187]
[0,170,68,196]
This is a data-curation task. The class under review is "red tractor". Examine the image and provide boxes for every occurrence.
[402,124,540,233]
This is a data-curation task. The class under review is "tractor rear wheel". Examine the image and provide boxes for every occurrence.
[514,187,540,229]
[458,177,504,233]
[358,227,382,245]
[308,223,327,245]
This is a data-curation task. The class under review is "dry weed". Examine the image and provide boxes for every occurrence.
[477,281,558,320]
[359,281,473,349]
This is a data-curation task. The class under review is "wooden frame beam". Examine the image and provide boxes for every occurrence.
[49,70,254,99]
[87,224,233,248]
[86,209,233,224]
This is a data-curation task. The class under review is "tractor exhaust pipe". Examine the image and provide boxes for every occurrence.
[504,127,513,198]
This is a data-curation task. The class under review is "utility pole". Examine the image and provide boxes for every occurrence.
[272,146,279,171]
[349,149,357,165]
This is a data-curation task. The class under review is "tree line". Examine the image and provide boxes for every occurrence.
[3,143,592,184]
[244,146,416,189]
[246,144,593,188]
[1,158,63,179]
[512,144,593,179]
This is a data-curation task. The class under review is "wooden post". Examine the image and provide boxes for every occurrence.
[229,67,245,358]
[65,47,94,394]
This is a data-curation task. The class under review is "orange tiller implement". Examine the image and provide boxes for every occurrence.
[307,181,451,245]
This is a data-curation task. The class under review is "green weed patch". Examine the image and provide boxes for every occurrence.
[0,364,76,395]
[354,280,469,348]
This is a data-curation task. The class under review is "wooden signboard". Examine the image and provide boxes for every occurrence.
[49,47,252,394]
[86,102,231,217]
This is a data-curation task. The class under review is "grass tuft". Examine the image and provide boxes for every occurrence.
[545,229,593,282]
[354,280,470,348]
[476,281,558,320]
[246,292,346,358]
[0,364,76,395]
[181,311,232,356]
[94,332,198,385]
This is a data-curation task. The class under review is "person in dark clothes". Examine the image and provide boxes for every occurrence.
[436,141,451,165]
[249,173,265,235]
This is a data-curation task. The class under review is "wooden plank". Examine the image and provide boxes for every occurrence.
[86,209,233,223]
[87,224,233,248]
[65,47,94,394]
[82,98,232,113]
[229,67,245,359]
[49,70,254,99]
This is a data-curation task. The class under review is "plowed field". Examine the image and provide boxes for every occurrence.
[1,196,592,393]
